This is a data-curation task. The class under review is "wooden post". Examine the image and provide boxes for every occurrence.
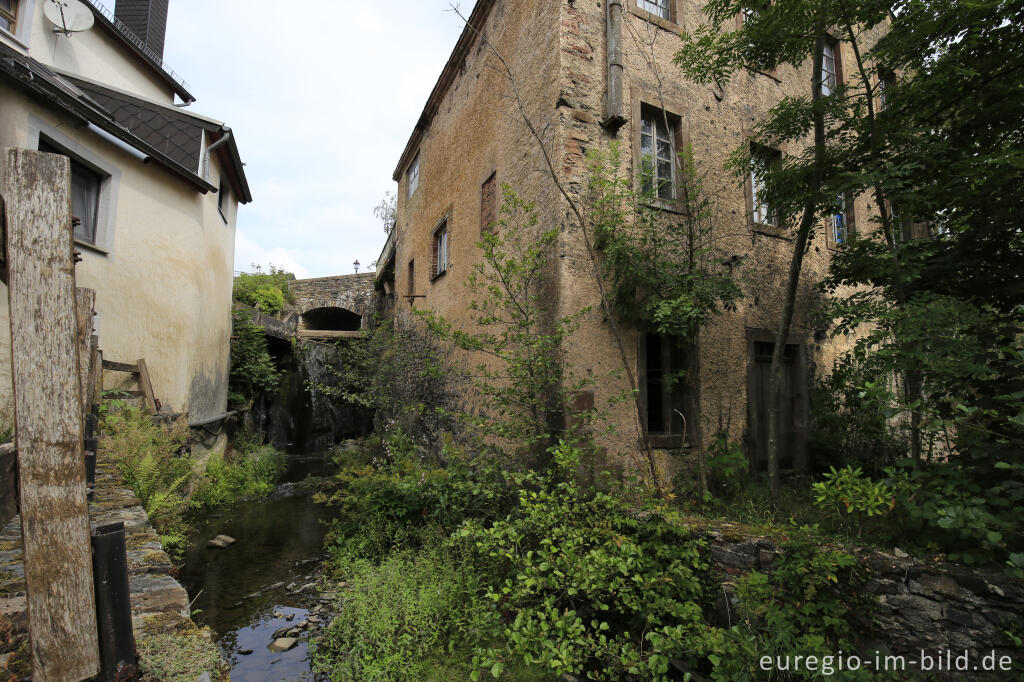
[136,358,157,412]
[4,149,100,680]
[76,288,96,418]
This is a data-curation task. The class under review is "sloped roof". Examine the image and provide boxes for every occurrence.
[67,77,251,202]
[72,78,202,171]
[0,43,251,203]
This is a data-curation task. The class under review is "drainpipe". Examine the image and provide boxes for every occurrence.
[603,0,627,130]
[202,129,232,181]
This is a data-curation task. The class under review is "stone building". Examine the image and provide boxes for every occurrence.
[385,0,871,474]
[0,0,251,423]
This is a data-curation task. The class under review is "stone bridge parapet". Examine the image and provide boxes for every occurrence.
[289,273,377,336]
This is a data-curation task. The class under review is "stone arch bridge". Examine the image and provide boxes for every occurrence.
[288,273,377,340]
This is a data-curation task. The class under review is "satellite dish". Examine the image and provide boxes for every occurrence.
[44,0,95,35]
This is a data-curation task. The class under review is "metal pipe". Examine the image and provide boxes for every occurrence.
[604,0,626,129]
[202,129,232,181]
[91,522,137,680]
[188,410,238,429]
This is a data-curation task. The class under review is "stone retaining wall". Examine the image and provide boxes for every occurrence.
[1,455,213,675]
[705,528,1024,667]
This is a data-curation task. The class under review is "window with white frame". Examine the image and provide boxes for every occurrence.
[407,152,420,198]
[750,144,780,228]
[832,193,849,243]
[822,42,838,96]
[432,218,448,278]
[640,106,676,200]
[638,0,670,20]
[0,0,18,34]
[39,139,103,245]
[742,5,758,23]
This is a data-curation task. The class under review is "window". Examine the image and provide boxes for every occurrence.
[831,193,850,244]
[749,144,781,229]
[407,260,415,296]
[641,333,691,447]
[481,171,497,234]
[0,0,17,34]
[640,106,676,200]
[407,152,420,198]
[878,71,896,109]
[218,180,230,222]
[741,5,759,23]
[821,42,838,96]
[431,219,448,278]
[39,140,101,245]
[637,0,670,20]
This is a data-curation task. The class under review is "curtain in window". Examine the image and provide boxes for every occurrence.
[70,162,100,244]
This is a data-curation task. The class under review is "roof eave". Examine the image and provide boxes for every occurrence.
[391,0,498,181]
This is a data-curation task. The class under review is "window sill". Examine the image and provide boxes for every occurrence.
[648,434,687,450]
[74,240,110,256]
[430,268,448,283]
[640,197,686,215]
[751,222,788,239]
[0,27,28,51]
[627,5,680,33]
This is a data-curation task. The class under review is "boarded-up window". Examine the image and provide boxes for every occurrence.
[481,172,497,234]
[749,341,804,472]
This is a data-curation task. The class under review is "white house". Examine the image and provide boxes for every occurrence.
[0,0,251,423]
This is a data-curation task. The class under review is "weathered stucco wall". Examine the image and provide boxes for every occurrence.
[0,81,237,422]
[7,0,178,104]
[392,0,879,474]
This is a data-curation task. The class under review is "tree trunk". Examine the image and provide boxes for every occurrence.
[766,25,828,499]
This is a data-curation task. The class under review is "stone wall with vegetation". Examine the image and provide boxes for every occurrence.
[707,528,1024,663]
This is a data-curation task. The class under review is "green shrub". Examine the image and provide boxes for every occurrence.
[461,473,714,681]
[192,445,286,508]
[100,403,192,549]
[313,546,498,682]
[320,426,513,562]
[812,465,902,538]
[691,528,876,681]
[229,314,281,407]
[233,264,294,314]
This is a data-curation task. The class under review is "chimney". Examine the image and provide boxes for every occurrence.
[114,0,170,60]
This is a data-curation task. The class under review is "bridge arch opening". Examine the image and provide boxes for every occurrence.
[301,306,362,332]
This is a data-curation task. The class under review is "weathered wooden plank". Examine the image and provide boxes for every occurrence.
[93,348,104,401]
[135,358,157,412]
[101,360,138,373]
[88,335,100,409]
[296,329,365,339]
[76,288,96,419]
[4,149,100,680]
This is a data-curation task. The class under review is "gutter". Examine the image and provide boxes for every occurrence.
[202,129,231,182]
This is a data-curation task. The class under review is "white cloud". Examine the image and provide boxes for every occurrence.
[164,0,477,278]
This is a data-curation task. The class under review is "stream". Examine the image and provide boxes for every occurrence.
[178,455,335,681]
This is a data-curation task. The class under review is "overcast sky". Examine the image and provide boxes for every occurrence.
[163,1,478,279]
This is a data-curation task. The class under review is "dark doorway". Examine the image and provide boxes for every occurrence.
[748,339,807,473]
